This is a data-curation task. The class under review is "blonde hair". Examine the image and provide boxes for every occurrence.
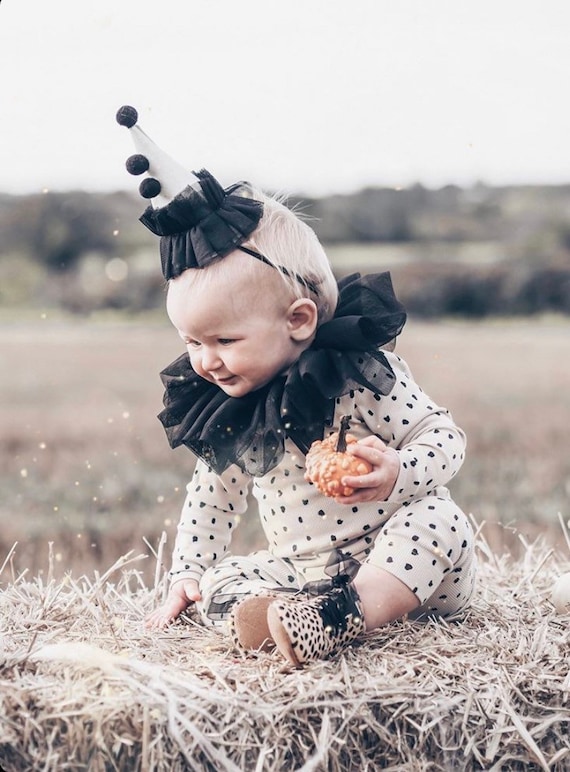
[167,190,339,326]
[243,191,339,325]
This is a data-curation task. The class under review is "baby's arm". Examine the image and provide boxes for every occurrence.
[145,461,250,629]
[336,351,466,504]
[145,579,201,630]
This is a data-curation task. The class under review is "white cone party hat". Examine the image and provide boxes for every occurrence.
[116,105,264,280]
[115,105,192,207]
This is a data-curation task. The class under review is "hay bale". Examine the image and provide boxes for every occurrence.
[0,530,569,771]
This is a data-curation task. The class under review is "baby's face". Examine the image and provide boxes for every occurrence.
[167,265,302,397]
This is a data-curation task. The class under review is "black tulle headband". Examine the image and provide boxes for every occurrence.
[236,245,320,296]
[116,105,319,294]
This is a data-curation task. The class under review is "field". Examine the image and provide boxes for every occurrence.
[2,315,570,769]
[1,315,569,581]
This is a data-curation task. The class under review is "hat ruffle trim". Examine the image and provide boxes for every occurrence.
[140,170,263,280]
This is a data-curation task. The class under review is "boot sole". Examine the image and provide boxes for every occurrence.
[267,604,301,667]
[232,595,275,652]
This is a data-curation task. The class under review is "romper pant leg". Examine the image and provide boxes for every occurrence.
[197,550,302,629]
[364,492,477,618]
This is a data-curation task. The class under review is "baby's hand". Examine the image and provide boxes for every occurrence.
[335,435,400,504]
[145,579,201,630]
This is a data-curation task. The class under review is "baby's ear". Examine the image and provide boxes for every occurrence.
[287,298,318,342]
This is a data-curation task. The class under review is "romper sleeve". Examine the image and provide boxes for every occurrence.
[355,351,466,503]
[169,460,251,585]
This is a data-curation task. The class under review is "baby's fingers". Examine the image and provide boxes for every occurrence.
[347,442,388,468]
[145,592,195,630]
[351,434,388,450]
[145,608,176,630]
[340,468,382,495]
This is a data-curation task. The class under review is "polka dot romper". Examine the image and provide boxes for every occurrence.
[169,352,477,626]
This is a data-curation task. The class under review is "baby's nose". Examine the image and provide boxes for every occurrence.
[201,347,222,371]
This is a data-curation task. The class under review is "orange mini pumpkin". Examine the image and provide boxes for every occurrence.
[305,416,372,497]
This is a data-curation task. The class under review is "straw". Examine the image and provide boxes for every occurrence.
[0,525,569,771]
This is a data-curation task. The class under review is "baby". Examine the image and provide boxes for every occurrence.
[117,106,476,666]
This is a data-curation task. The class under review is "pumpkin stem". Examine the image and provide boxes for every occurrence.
[336,415,351,453]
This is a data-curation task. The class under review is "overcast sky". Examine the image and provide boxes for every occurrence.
[1,0,569,196]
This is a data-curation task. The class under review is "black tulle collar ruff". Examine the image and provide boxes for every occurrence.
[158,272,406,477]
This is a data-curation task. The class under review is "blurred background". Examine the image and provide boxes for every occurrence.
[1,0,569,580]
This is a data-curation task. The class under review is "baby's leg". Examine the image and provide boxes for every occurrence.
[353,563,419,629]
[363,493,476,627]
[268,494,475,666]
[197,550,300,629]
[267,496,475,666]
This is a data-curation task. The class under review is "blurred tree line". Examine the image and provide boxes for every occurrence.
[1,183,570,316]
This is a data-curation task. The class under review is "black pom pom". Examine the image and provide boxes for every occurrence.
[139,178,161,199]
[116,105,138,128]
[126,154,150,176]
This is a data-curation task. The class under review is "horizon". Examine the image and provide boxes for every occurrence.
[2,177,570,202]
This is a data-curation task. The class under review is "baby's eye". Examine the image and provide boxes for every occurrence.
[178,330,199,347]
[218,338,235,346]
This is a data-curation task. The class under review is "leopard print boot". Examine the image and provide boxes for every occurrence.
[229,590,299,653]
[266,582,365,667]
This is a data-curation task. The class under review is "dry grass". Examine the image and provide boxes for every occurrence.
[1,522,569,771]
